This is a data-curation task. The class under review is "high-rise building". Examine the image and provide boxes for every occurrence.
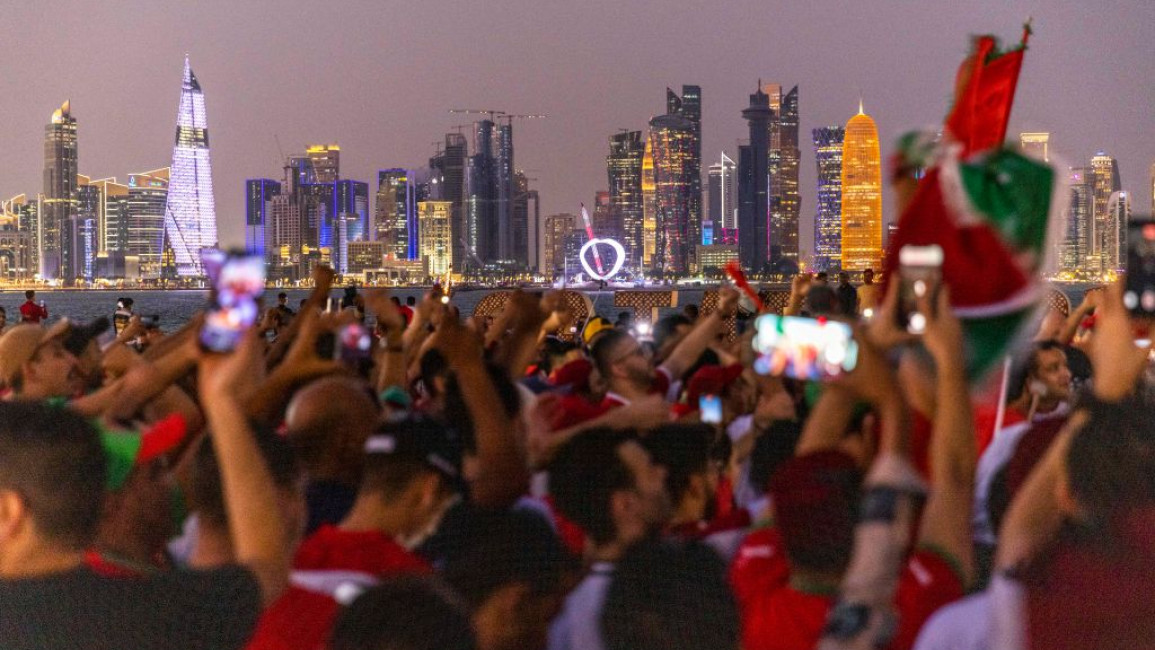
[607,130,645,269]
[429,133,468,273]
[840,102,883,272]
[1090,152,1122,273]
[1062,167,1094,275]
[1107,190,1131,272]
[375,170,415,259]
[1020,132,1050,162]
[812,126,845,272]
[5,195,41,277]
[127,169,170,278]
[43,100,78,281]
[511,171,537,268]
[543,213,578,277]
[245,179,281,255]
[268,192,304,279]
[765,84,801,271]
[467,120,499,265]
[418,201,453,277]
[495,122,515,262]
[86,177,130,256]
[648,114,697,274]
[641,139,657,267]
[300,182,337,251]
[163,57,218,277]
[306,145,340,183]
[590,190,618,241]
[665,86,703,254]
[336,179,369,253]
[708,153,737,246]
[74,180,100,282]
[738,83,772,272]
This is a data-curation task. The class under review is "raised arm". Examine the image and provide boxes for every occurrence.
[661,288,738,380]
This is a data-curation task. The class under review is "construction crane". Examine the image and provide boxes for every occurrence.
[449,108,506,121]
[502,113,548,125]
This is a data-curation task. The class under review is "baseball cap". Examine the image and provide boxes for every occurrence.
[364,417,463,488]
[99,413,190,491]
[685,364,744,410]
[0,320,73,387]
[63,317,111,357]
[582,317,615,346]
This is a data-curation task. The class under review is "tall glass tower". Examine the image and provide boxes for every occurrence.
[648,114,696,275]
[163,57,218,277]
[812,126,845,272]
[707,152,737,245]
[607,130,644,269]
[738,83,772,272]
[43,100,78,281]
[840,102,882,272]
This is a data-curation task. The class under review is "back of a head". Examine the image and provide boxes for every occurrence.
[640,424,713,507]
[805,285,839,316]
[442,362,520,453]
[590,329,632,379]
[653,314,691,351]
[0,402,106,550]
[331,575,475,650]
[190,428,302,527]
[602,539,739,650]
[1067,394,1155,533]
[747,420,803,497]
[768,450,861,574]
[548,428,635,545]
[285,376,378,472]
[361,417,462,499]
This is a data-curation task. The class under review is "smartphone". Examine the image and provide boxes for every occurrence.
[752,314,859,381]
[336,323,373,364]
[199,252,266,353]
[1125,219,1155,316]
[897,245,944,334]
[700,394,723,424]
[200,248,227,285]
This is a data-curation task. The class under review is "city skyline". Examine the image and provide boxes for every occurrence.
[1,1,1152,260]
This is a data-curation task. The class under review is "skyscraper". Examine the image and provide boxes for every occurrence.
[375,170,414,259]
[840,102,883,272]
[467,120,499,265]
[543,213,578,277]
[766,84,801,271]
[511,171,537,268]
[5,195,41,277]
[1063,167,1094,275]
[665,86,703,253]
[708,153,737,246]
[429,133,467,273]
[641,139,657,267]
[336,179,369,246]
[648,113,696,274]
[163,57,218,277]
[1107,190,1131,272]
[418,201,453,277]
[495,122,515,262]
[607,130,645,269]
[738,83,772,272]
[812,126,845,272]
[1019,132,1050,162]
[246,179,281,255]
[43,100,77,281]
[126,169,170,278]
[306,145,340,183]
[87,177,129,256]
[1091,152,1122,273]
[74,180,100,282]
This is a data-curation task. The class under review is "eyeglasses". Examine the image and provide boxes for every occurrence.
[612,344,645,365]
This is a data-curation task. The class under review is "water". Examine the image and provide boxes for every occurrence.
[0,283,1099,330]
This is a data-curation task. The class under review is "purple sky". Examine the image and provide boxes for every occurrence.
[3,0,1152,256]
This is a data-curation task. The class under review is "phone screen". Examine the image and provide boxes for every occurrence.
[200,248,228,286]
[1125,219,1155,317]
[897,245,944,334]
[699,394,723,424]
[336,323,373,364]
[199,253,266,353]
[752,314,859,381]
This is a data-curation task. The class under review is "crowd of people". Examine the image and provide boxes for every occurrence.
[0,258,1152,650]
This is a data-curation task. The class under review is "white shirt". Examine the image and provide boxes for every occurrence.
[547,562,614,650]
[913,591,991,650]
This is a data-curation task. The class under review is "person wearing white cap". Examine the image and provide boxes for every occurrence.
[0,321,78,401]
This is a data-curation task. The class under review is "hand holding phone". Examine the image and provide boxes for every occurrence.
[699,394,723,424]
[199,252,266,353]
[897,245,943,334]
[1125,220,1155,317]
[752,314,859,381]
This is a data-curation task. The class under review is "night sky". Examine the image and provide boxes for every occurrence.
[2,0,1152,255]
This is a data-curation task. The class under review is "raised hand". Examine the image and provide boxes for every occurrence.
[1087,278,1150,402]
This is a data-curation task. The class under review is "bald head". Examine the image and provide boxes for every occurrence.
[285,377,379,482]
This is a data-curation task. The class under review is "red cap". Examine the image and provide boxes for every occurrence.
[550,359,593,394]
[685,364,744,410]
[136,414,189,466]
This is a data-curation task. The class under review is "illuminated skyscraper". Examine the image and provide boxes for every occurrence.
[429,133,468,273]
[738,83,772,271]
[1019,132,1050,162]
[467,120,499,265]
[812,126,845,272]
[4,195,40,276]
[607,130,644,268]
[648,113,696,274]
[375,170,415,259]
[665,86,703,252]
[1091,152,1122,273]
[766,84,801,271]
[511,171,537,267]
[840,102,883,272]
[543,213,577,276]
[1107,190,1131,273]
[336,179,369,246]
[127,169,170,278]
[708,153,737,245]
[87,177,129,255]
[306,145,340,183]
[641,139,657,266]
[495,122,515,262]
[1063,167,1093,274]
[163,57,218,277]
[418,201,453,277]
[43,100,77,281]
[245,179,281,255]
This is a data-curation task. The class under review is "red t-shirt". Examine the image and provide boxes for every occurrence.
[733,526,963,650]
[973,403,1026,456]
[245,586,339,650]
[293,524,431,576]
[19,300,47,324]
